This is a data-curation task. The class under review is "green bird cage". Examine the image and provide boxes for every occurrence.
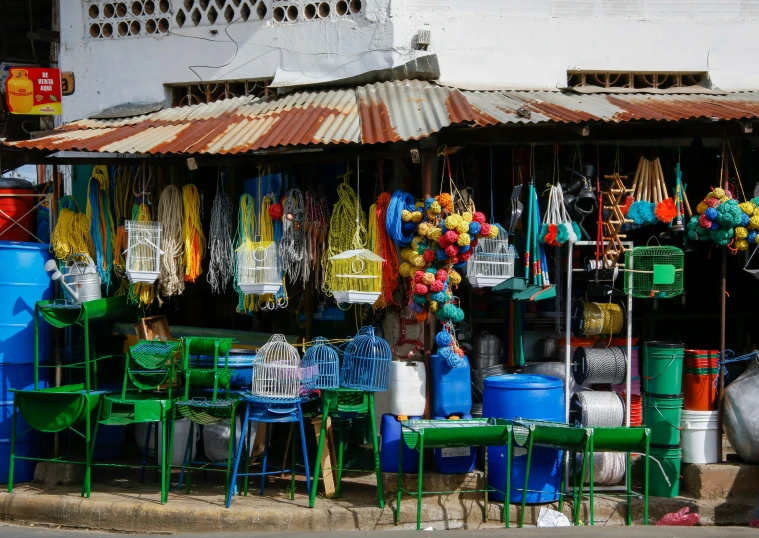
[624,245,684,299]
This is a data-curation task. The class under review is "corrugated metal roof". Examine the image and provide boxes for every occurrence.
[9,83,759,155]
[463,90,759,125]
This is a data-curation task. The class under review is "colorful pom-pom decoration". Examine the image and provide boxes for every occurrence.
[472,212,486,224]
[455,221,470,234]
[430,201,442,214]
[436,269,448,281]
[399,262,414,277]
[401,209,412,222]
[462,212,473,222]
[418,222,430,236]
[430,280,444,292]
[444,230,459,244]
[412,255,426,267]
[489,225,499,239]
[457,233,471,246]
[707,198,720,208]
[436,249,448,261]
[698,214,712,229]
[430,301,438,312]
[655,197,678,223]
[413,294,427,305]
[422,272,436,285]
[423,249,436,263]
[480,222,492,236]
[736,239,749,251]
[414,283,429,295]
[445,245,458,257]
[444,214,462,230]
[411,211,423,223]
[414,270,424,283]
[736,226,749,239]
[696,202,708,215]
[468,221,481,236]
[449,269,462,285]
[408,301,422,313]
[435,330,452,347]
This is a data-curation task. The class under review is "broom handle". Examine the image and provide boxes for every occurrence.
[657,158,668,200]
[640,160,648,202]
[682,184,693,218]
[653,160,661,204]
[630,156,644,199]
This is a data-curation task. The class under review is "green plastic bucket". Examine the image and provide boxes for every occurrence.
[643,342,684,395]
[649,445,681,497]
[643,395,682,445]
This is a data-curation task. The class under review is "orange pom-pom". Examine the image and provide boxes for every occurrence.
[620,196,634,216]
[415,311,428,323]
[655,198,677,223]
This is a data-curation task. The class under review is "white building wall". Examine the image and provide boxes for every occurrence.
[60,0,759,122]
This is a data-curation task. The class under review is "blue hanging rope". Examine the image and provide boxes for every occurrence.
[386,190,416,246]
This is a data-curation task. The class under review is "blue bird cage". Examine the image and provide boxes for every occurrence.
[302,337,340,391]
[340,326,391,392]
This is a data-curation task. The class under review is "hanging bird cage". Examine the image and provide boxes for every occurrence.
[301,337,340,391]
[124,220,163,284]
[251,334,301,401]
[467,233,517,288]
[340,326,391,392]
[624,245,684,299]
[329,249,384,304]
[236,239,282,295]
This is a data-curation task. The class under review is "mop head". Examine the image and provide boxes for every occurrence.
[628,201,657,226]
[620,196,634,216]
[655,197,677,223]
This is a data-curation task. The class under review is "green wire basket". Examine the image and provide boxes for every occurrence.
[130,340,181,370]
[128,368,170,390]
[175,398,237,425]
[187,368,234,388]
[624,245,684,299]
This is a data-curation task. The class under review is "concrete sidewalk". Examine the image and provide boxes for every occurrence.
[0,469,756,533]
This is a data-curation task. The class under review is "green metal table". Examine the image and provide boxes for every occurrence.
[396,418,513,531]
[309,388,382,509]
[511,419,650,527]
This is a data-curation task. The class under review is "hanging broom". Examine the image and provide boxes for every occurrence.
[653,157,677,223]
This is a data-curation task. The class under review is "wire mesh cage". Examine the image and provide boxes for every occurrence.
[340,326,391,392]
[467,233,517,288]
[124,220,163,284]
[175,398,236,425]
[329,249,384,304]
[235,240,282,295]
[251,334,302,401]
[129,340,180,370]
[301,337,340,392]
[624,245,684,299]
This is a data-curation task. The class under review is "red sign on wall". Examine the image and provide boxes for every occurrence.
[5,67,62,115]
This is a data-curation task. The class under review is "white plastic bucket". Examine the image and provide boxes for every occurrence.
[203,418,257,463]
[135,419,199,466]
[389,360,426,417]
[681,410,719,464]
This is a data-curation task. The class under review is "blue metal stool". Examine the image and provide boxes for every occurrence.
[225,396,312,507]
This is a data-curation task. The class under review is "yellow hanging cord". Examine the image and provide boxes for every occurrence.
[367,201,385,310]
[51,203,93,260]
[236,194,258,314]
[129,203,156,307]
[182,184,206,282]
[322,175,366,297]
[112,166,133,296]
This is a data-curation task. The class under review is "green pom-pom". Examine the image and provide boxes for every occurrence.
[555,223,570,244]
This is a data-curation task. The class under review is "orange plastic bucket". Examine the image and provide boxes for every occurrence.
[683,372,717,411]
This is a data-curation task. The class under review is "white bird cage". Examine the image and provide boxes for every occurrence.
[251,334,301,401]
[124,220,163,284]
[329,249,384,304]
[467,235,517,288]
[236,239,282,295]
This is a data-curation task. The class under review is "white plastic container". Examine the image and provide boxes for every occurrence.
[135,418,198,466]
[389,360,426,417]
[681,410,719,464]
[203,418,257,462]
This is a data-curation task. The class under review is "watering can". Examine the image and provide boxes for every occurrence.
[43,253,102,304]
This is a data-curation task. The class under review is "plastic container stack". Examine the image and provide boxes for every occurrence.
[681,350,720,464]
[642,341,684,497]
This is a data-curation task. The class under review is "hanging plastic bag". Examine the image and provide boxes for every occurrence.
[537,507,571,527]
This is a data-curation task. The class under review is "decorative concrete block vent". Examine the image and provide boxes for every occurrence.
[174,0,268,27]
[271,0,362,23]
[86,1,172,39]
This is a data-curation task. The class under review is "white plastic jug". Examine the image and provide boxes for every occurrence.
[681,410,719,464]
[135,419,198,466]
[389,360,426,417]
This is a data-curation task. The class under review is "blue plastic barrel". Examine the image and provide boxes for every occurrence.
[380,414,420,473]
[0,242,53,483]
[431,353,472,418]
[483,374,565,504]
[94,425,126,460]
[433,414,476,474]
[198,353,256,389]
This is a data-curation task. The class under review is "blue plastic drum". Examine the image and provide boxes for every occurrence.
[483,374,565,504]
[433,414,476,474]
[380,414,421,473]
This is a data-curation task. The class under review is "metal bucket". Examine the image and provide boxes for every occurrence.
[470,352,501,370]
[474,332,501,356]
[60,254,102,304]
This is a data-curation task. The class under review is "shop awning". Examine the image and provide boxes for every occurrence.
[7,81,759,156]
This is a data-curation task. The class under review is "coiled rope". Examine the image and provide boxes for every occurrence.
[322,178,366,296]
[206,177,233,294]
[368,200,385,309]
[86,166,116,292]
[235,194,258,315]
[52,196,93,260]
[182,184,206,283]
[281,188,305,284]
[573,346,627,385]
[573,391,625,427]
[576,452,627,485]
[582,302,624,335]
[386,190,416,246]
[375,192,399,306]
[157,185,185,298]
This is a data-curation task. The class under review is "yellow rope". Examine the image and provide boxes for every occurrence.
[236,194,258,314]
[183,184,206,282]
[322,178,366,297]
[129,204,155,307]
[51,207,93,260]
[367,201,384,310]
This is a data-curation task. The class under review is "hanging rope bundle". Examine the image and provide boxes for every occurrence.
[86,165,116,292]
[206,178,233,294]
[281,188,305,284]
[375,192,399,306]
[305,191,329,288]
[129,203,156,307]
[368,199,385,309]
[111,166,134,296]
[52,196,93,260]
[157,185,185,298]
[322,179,366,296]
[182,184,206,282]
[235,194,258,315]
[386,190,417,246]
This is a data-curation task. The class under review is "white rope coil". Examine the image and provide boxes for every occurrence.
[573,391,625,427]
[573,346,627,385]
[157,185,185,297]
[282,188,305,284]
[576,452,627,485]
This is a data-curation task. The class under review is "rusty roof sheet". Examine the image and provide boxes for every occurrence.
[9,83,759,155]
[463,90,759,125]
